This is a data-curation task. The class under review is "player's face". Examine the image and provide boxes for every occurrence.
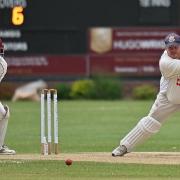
[166,45,180,59]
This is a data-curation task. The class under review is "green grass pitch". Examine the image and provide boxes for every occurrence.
[0,100,180,179]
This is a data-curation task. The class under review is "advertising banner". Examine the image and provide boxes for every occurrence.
[6,55,87,80]
[88,27,180,77]
[89,27,180,54]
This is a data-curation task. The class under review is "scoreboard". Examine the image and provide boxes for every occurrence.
[0,0,177,28]
[0,0,87,55]
[0,0,178,55]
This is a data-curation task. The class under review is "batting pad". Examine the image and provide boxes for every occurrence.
[0,103,6,120]
[120,116,161,152]
[0,106,9,147]
[0,116,8,147]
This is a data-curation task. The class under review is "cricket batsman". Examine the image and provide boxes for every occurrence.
[112,32,180,156]
[0,38,15,155]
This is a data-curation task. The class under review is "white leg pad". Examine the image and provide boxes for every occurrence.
[0,105,10,147]
[0,117,8,147]
[0,102,6,120]
[120,116,161,152]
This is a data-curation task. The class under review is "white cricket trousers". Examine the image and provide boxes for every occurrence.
[148,92,180,124]
[0,57,8,148]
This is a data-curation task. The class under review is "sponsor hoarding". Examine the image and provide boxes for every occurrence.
[88,27,180,77]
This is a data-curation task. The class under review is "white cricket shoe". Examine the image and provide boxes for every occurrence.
[0,145,16,155]
[112,145,127,157]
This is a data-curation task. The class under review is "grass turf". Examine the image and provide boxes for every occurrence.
[0,160,180,180]
[1,100,180,179]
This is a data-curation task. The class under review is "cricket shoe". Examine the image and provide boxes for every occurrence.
[112,145,127,157]
[0,145,16,155]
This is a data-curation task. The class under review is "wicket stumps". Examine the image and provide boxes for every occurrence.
[41,89,58,155]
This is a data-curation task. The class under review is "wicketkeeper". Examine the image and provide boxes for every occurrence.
[0,38,15,155]
[112,32,180,156]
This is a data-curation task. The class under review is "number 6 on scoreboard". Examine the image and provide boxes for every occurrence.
[12,6,24,26]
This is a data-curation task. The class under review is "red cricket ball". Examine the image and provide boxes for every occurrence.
[65,159,73,166]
